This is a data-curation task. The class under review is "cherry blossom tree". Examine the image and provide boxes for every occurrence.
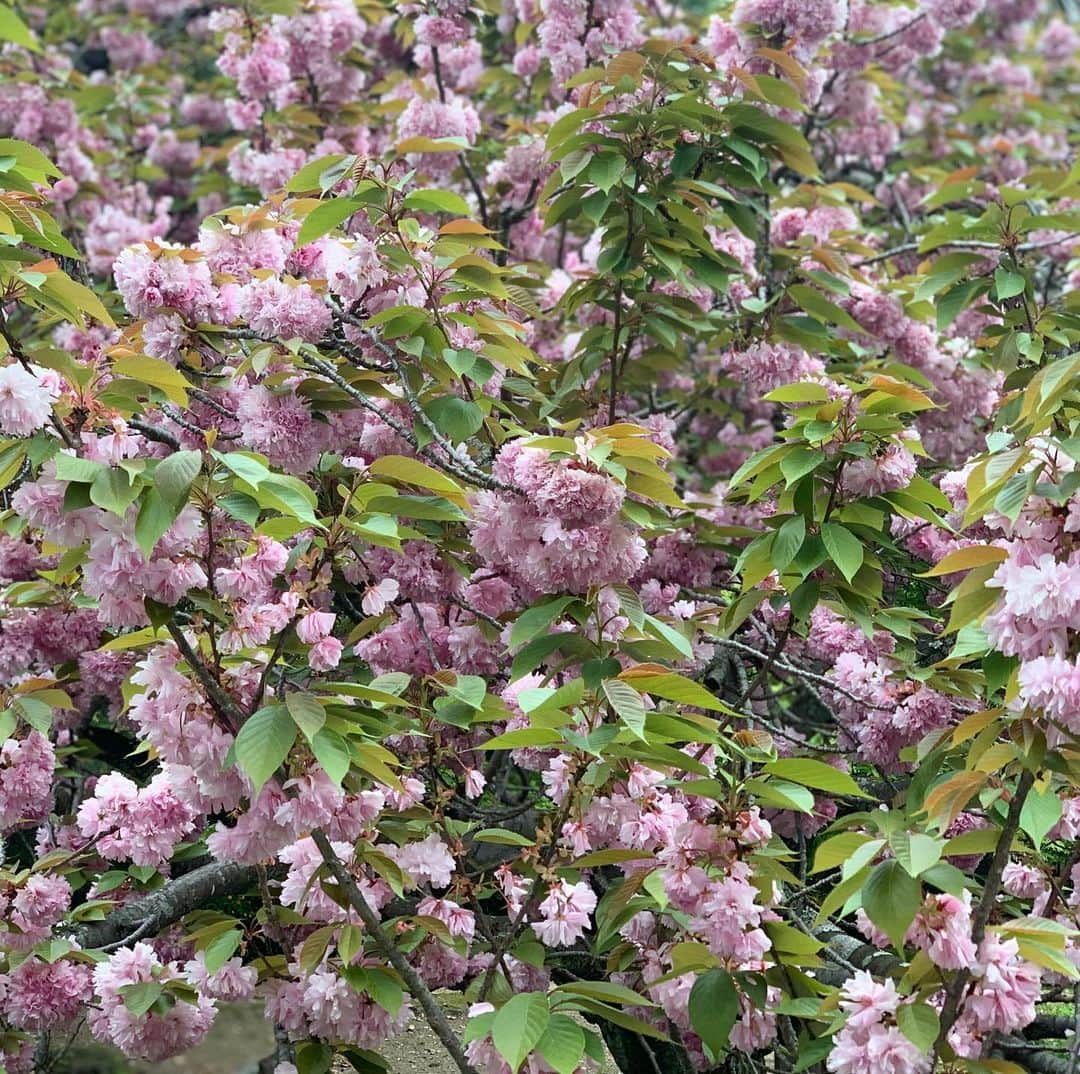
[0,1,1079,1073]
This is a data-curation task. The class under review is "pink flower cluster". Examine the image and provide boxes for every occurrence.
[827,973,930,1074]
[76,772,198,867]
[533,880,597,947]
[113,244,216,323]
[717,342,826,396]
[842,442,918,498]
[89,943,216,1060]
[0,731,54,831]
[184,953,257,1002]
[267,962,412,1048]
[7,876,72,949]
[985,549,1080,662]
[828,652,959,767]
[0,364,61,437]
[0,956,95,1031]
[471,441,646,596]
[237,277,331,343]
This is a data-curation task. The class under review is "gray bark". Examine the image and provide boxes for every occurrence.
[71,859,259,950]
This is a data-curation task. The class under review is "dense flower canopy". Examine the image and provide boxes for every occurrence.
[0,1,1078,1073]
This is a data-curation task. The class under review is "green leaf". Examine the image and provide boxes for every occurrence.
[589,152,624,193]
[936,278,990,329]
[366,494,466,522]
[234,704,297,793]
[13,696,53,733]
[510,633,574,680]
[546,107,594,151]
[773,997,825,1018]
[725,103,819,177]
[780,448,824,486]
[745,777,814,814]
[1019,785,1063,848]
[820,522,864,583]
[202,929,243,975]
[788,285,863,333]
[217,450,272,487]
[602,679,646,739]
[155,450,202,508]
[39,271,114,327]
[112,355,193,405]
[764,382,831,404]
[286,692,327,740]
[993,267,1025,300]
[478,727,563,750]
[0,139,57,178]
[890,832,944,878]
[559,148,591,182]
[557,981,655,1007]
[300,925,336,974]
[862,860,920,950]
[338,924,363,968]
[792,1034,835,1072]
[642,613,693,659]
[285,154,350,192]
[311,728,351,786]
[444,674,486,709]
[765,758,867,797]
[54,454,106,484]
[474,828,536,847]
[34,937,73,963]
[688,969,738,1059]
[367,455,465,501]
[0,7,39,52]
[358,967,404,1015]
[772,515,806,572]
[135,488,181,559]
[258,475,319,524]
[296,198,361,247]
[89,468,141,517]
[618,671,728,712]
[120,981,164,1016]
[995,472,1035,523]
[897,1002,940,1052]
[403,189,471,215]
[811,832,876,874]
[610,584,645,629]
[219,491,261,527]
[510,596,577,649]
[751,73,805,112]
[492,993,550,1074]
[423,397,484,442]
[559,997,670,1042]
[295,1041,332,1074]
[536,1014,586,1074]
[914,251,984,302]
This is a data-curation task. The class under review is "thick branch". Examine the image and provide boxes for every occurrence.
[998,1039,1070,1074]
[71,860,259,950]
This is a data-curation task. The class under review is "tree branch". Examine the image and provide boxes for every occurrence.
[309,829,480,1074]
[71,859,260,950]
[935,767,1036,1059]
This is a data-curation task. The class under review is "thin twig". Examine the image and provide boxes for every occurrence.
[934,768,1035,1062]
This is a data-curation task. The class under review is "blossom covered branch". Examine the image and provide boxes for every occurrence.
[0,2,1079,1074]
